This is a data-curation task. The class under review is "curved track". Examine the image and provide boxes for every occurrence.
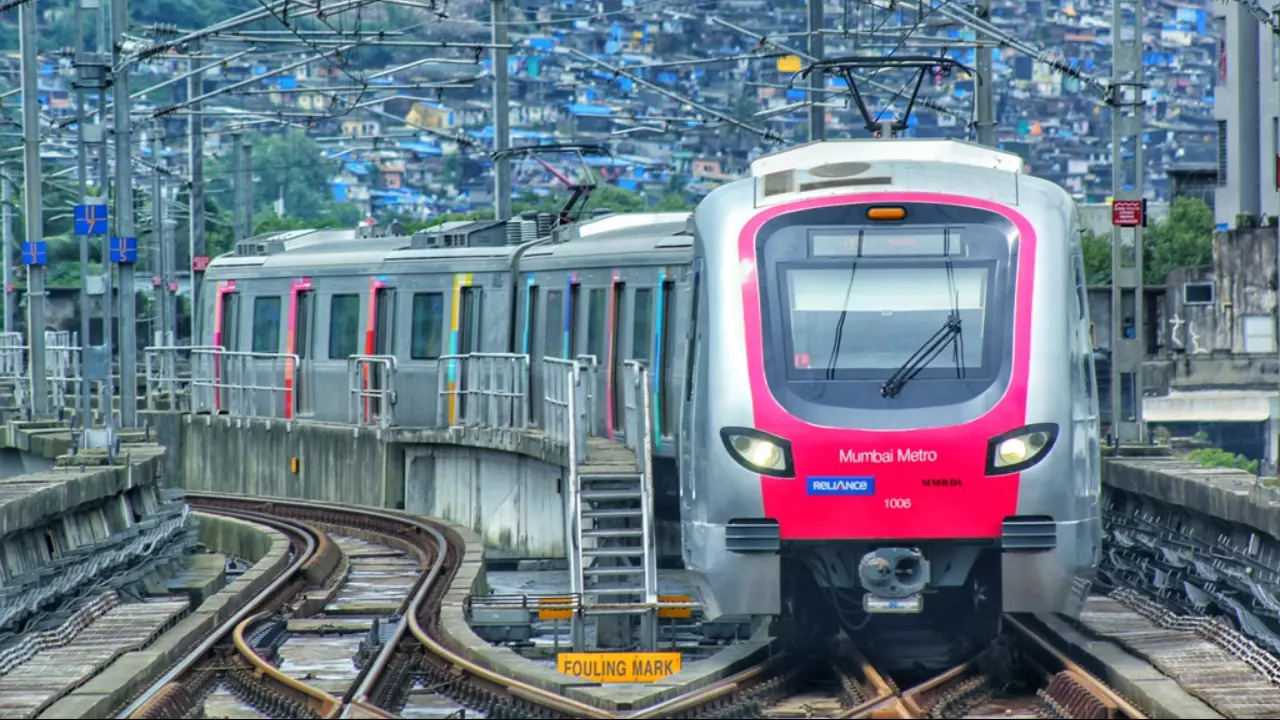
[114,494,1147,720]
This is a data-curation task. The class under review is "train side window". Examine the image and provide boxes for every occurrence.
[632,287,653,362]
[659,280,676,430]
[1072,248,1088,320]
[251,296,282,353]
[685,266,700,402]
[410,292,445,359]
[220,293,239,351]
[545,289,564,358]
[568,283,581,356]
[587,287,606,359]
[526,285,540,354]
[328,294,360,359]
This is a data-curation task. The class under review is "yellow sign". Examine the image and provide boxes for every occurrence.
[538,597,574,621]
[658,594,692,619]
[776,55,803,73]
[557,652,682,683]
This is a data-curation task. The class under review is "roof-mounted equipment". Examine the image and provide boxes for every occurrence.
[492,143,613,228]
[790,54,975,136]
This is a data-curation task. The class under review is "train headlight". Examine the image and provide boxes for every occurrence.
[986,424,1058,475]
[720,427,795,478]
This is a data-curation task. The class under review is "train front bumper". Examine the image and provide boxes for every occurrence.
[1000,514,1102,617]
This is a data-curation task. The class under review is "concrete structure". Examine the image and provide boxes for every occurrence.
[0,424,192,634]
[41,513,292,719]
[1212,3,1280,228]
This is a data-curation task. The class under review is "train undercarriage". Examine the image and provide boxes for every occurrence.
[778,541,1004,671]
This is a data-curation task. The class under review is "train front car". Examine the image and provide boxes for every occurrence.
[680,140,1101,654]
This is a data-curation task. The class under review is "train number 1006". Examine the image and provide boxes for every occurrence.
[884,498,912,509]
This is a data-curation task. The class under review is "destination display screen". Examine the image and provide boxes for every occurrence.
[810,228,963,257]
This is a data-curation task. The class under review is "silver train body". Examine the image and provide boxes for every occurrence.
[198,139,1102,630]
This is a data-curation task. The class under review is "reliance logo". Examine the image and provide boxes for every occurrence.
[806,476,875,496]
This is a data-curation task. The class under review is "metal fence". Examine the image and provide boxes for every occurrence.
[542,355,597,462]
[191,348,300,421]
[347,354,397,428]
[436,353,529,429]
[144,345,223,412]
[621,360,654,473]
[0,331,87,417]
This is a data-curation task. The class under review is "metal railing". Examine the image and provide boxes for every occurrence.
[191,348,300,421]
[144,345,223,412]
[0,331,86,418]
[436,353,529,429]
[623,359,660,642]
[542,355,597,463]
[347,354,397,428]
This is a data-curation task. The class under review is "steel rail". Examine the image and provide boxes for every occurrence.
[184,493,616,719]
[117,509,319,718]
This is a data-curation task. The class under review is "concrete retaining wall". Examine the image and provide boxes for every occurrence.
[158,416,574,558]
[405,445,565,557]
[1103,449,1280,538]
[39,512,292,719]
[0,424,190,633]
[147,413,404,509]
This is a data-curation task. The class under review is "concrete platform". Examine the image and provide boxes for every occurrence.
[1103,447,1280,538]
[1034,613,1221,719]
[36,513,292,719]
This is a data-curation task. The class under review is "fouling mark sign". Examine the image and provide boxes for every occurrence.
[557,652,682,683]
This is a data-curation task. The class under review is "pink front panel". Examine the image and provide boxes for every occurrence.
[737,192,1038,541]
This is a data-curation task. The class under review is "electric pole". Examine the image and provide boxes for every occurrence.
[75,0,93,429]
[151,145,168,346]
[974,0,995,146]
[807,0,825,142]
[1,164,12,334]
[492,0,511,221]
[241,136,253,239]
[1108,0,1145,444]
[21,0,49,418]
[113,0,139,428]
[188,44,206,334]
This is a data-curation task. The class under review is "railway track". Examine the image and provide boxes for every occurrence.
[100,494,1144,720]
[626,615,1146,720]
[119,494,613,720]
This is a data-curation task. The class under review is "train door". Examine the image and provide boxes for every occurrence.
[453,285,483,424]
[526,283,541,425]
[290,280,314,416]
[586,287,607,436]
[541,287,564,427]
[211,281,239,413]
[364,282,396,423]
[658,277,676,444]
[610,281,625,434]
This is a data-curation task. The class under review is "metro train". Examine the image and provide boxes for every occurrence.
[198,138,1102,648]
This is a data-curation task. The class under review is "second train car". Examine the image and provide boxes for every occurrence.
[197,138,1102,647]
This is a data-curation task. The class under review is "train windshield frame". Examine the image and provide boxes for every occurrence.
[778,259,997,381]
[754,202,1020,415]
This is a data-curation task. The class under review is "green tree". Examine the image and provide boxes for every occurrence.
[1145,197,1214,283]
[1081,197,1214,286]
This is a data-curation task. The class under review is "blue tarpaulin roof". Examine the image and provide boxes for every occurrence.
[399,142,443,156]
[564,103,612,117]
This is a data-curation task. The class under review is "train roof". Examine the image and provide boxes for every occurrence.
[749,138,1026,177]
[204,210,694,274]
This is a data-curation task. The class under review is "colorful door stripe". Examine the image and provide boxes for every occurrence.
[284,277,312,420]
[363,277,389,424]
[447,273,473,425]
[212,280,236,412]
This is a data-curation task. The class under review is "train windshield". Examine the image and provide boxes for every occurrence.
[785,264,989,374]
[755,202,1020,416]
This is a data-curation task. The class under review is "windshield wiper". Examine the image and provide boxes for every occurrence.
[880,312,963,398]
